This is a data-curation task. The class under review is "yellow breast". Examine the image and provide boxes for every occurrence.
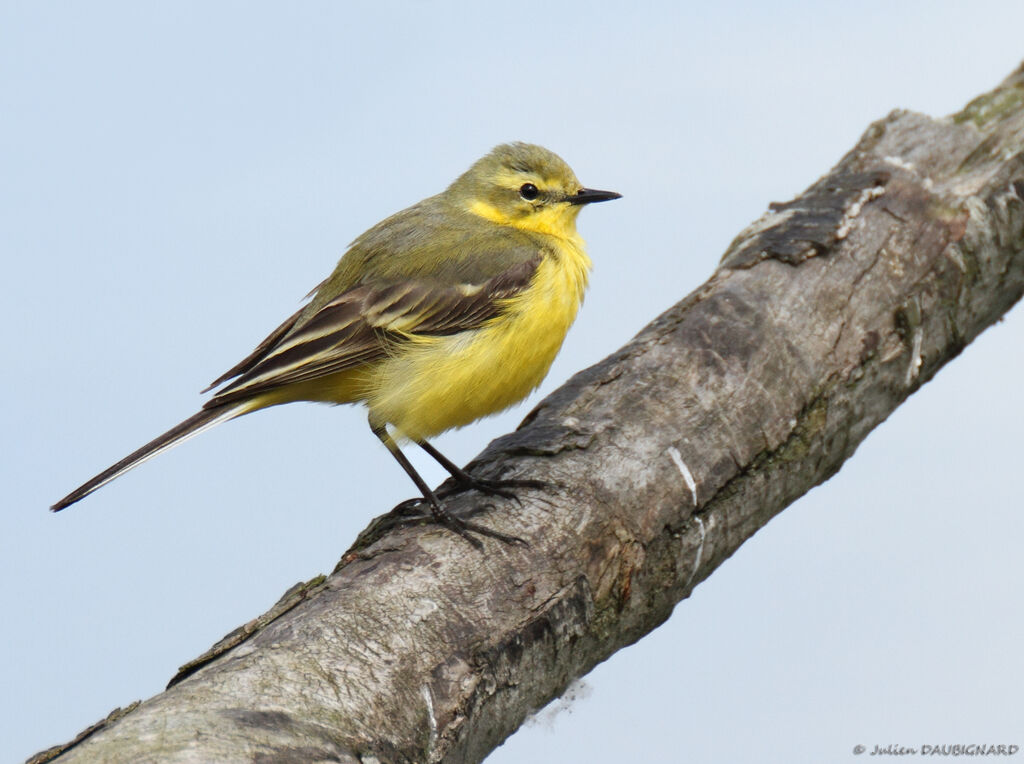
[367,236,591,441]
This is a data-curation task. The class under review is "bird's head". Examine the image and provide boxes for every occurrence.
[448,142,620,237]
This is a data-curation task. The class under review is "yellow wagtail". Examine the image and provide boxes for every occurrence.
[52,142,620,544]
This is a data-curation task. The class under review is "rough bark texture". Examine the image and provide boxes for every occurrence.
[33,65,1024,764]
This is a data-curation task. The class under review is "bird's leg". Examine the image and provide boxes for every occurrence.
[415,438,547,501]
[370,422,525,548]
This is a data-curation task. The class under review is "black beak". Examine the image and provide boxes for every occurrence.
[568,188,622,205]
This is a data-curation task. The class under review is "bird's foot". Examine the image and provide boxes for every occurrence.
[429,502,528,550]
[437,474,549,503]
[373,496,527,549]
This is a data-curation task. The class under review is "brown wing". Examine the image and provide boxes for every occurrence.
[200,304,306,393]
[204,256,540,407]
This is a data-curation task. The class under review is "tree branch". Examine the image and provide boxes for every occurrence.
[33,63,1024,764]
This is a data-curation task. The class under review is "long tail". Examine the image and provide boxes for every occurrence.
[51,404,249,511]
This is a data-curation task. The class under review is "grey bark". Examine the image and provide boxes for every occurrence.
[32,64,1024,764]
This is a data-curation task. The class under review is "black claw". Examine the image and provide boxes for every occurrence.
[426,500,527,548]
[439,516,485,550]
[372,496,527,549]
[451,518,528,547]
[438,475,550,502]
[413,438,548,504]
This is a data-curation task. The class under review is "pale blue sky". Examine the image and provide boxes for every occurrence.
[3,2,1023,761]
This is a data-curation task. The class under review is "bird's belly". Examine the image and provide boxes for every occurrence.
[368,250,589,441]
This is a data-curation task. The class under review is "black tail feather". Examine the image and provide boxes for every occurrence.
[51,405,242,511]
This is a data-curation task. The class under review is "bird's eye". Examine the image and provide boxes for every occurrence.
[519,183,539,201]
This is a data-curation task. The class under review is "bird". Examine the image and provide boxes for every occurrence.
[51,142,621,545]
